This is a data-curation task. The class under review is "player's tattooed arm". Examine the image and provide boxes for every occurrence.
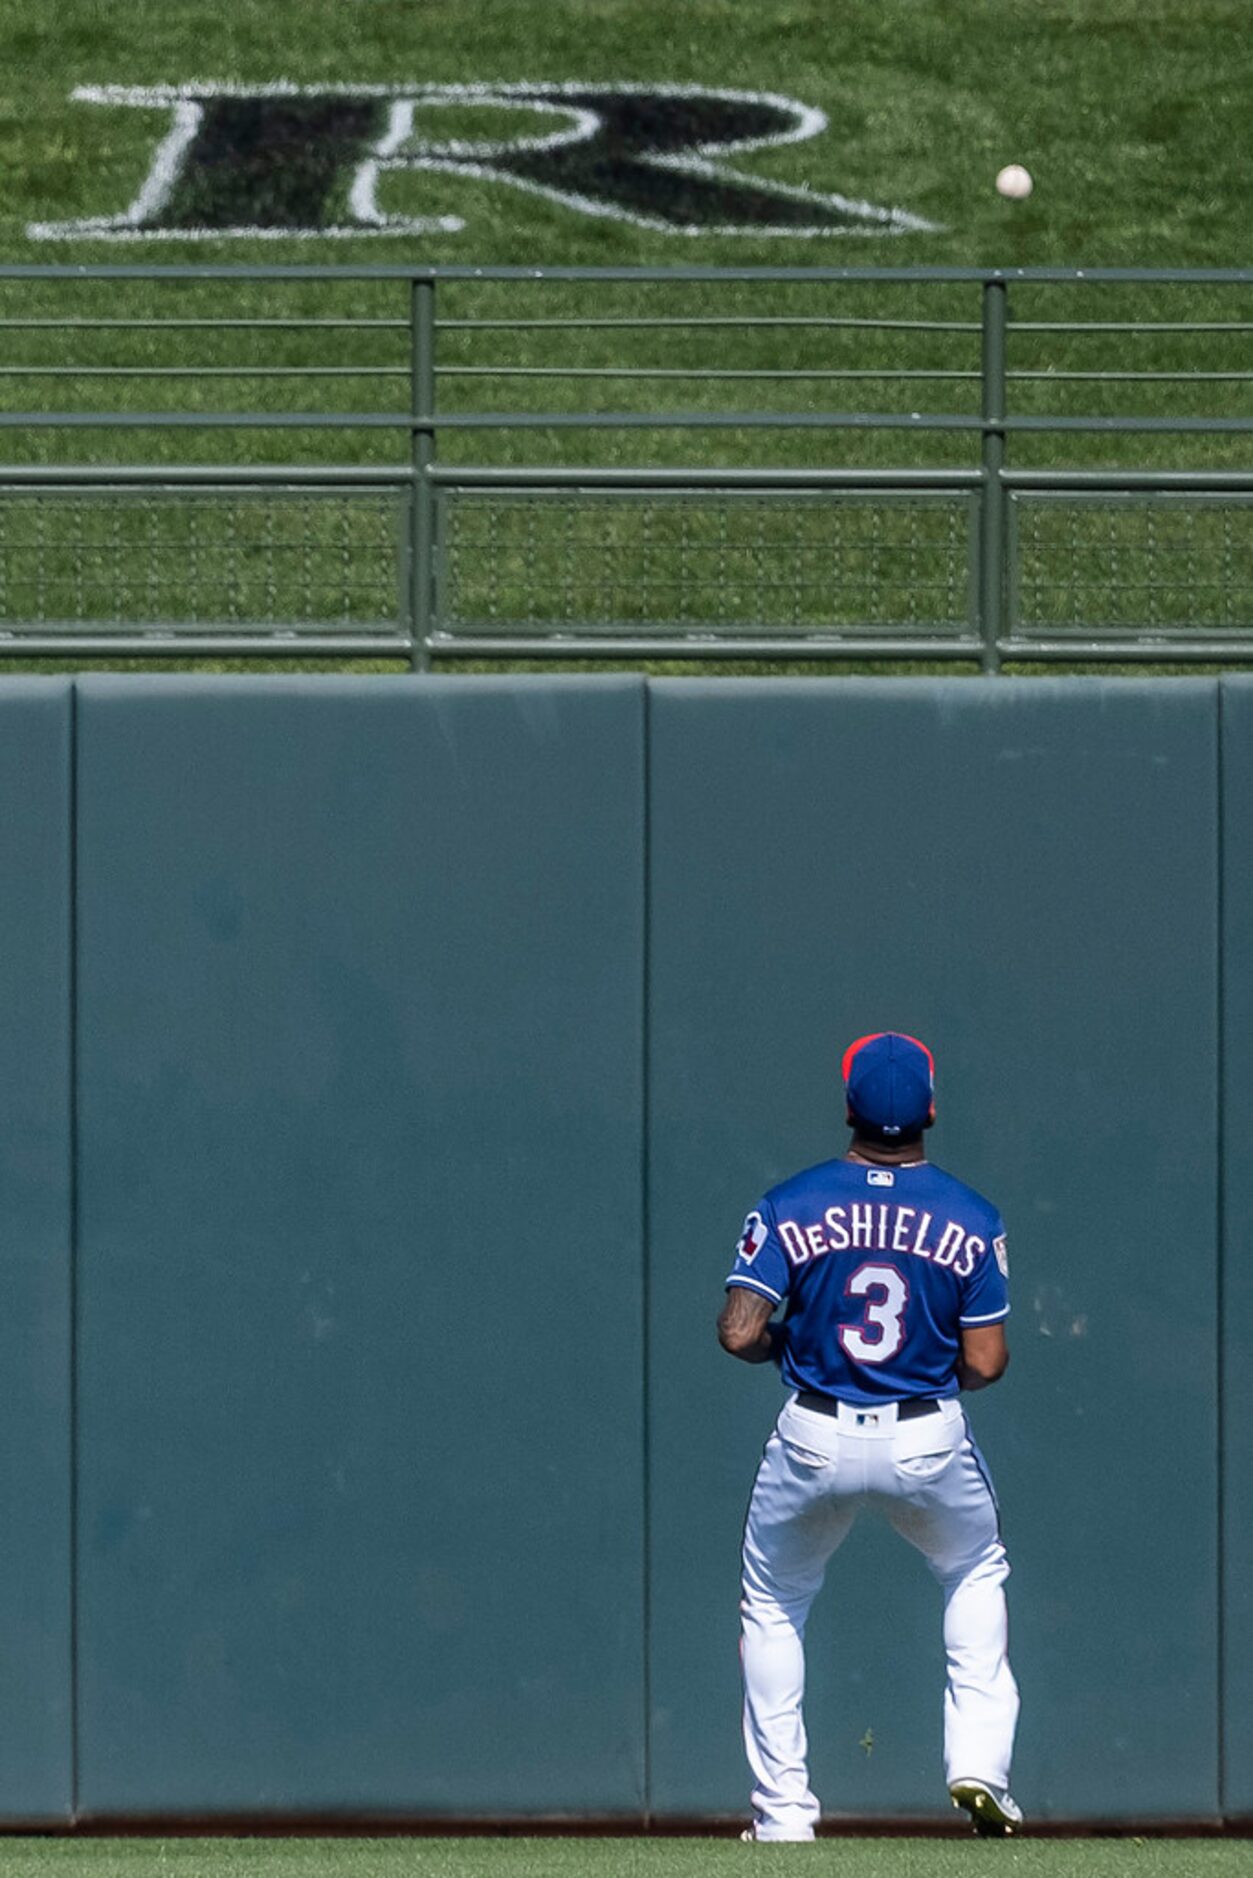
[718,1287,783,1365]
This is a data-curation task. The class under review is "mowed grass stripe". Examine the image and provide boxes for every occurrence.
[0,1843,1248,1878]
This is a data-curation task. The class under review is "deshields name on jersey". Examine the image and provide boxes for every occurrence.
[776,1203,995,1279]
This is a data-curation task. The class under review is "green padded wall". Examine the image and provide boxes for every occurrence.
[1221,676,1253,1818]
[0,684,73,1821]
[74,676,645,1816]
[43,673,1242,1820]
[647,679,1219,1823]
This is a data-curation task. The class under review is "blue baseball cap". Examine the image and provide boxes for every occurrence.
[842,1032,935,1138]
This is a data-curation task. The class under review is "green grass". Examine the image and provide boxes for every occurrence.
[4,0,1252,270]
[0,1843,1248,1878]
[2,0,1253,670]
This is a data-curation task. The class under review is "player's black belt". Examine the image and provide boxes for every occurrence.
[796,1390,941,1419]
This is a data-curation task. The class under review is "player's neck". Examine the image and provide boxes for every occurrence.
[846,1134,928,1168]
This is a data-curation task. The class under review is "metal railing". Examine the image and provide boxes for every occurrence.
[2,265,1253,667]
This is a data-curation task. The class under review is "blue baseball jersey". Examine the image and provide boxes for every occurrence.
[726,1157,1009,1406]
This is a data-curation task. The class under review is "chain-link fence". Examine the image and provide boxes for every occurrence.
[0,486,405,646]
[437,489,977,641]
[1011,493,1253,638]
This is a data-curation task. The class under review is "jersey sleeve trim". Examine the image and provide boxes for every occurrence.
[725,1274,784,1305]
[959,1305,1010,1326]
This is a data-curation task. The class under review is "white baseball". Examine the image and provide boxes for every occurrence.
[995,164,1033,200]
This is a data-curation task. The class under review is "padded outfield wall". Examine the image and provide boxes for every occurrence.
[0,674,1247,1825]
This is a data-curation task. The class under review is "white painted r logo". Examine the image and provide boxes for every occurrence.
[28,82,941,240]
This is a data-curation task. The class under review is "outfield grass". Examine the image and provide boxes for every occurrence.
[1,0,1253,671]
[5,0,1253,270]
[0,1843,1248,1878]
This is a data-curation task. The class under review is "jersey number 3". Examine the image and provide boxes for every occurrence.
[839,1263,909,1363]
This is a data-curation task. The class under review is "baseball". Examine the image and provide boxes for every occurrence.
[995,164,1033,200]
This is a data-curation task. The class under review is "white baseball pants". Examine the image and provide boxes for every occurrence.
[740,1393,1019,1841]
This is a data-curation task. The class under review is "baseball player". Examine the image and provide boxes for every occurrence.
[719,1031,1020,1841]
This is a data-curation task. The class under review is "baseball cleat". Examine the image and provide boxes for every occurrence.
[949,1778,1023,1836]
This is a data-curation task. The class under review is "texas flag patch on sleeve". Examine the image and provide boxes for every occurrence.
[736,1210,769,1265]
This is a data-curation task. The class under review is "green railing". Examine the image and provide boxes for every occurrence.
[2,264,1253,667]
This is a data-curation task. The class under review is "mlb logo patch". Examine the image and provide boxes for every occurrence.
[736,1211,769,1264]
[867,1169,895,1187]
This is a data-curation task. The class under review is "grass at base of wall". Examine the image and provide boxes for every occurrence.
[0,1841,1248,1878]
